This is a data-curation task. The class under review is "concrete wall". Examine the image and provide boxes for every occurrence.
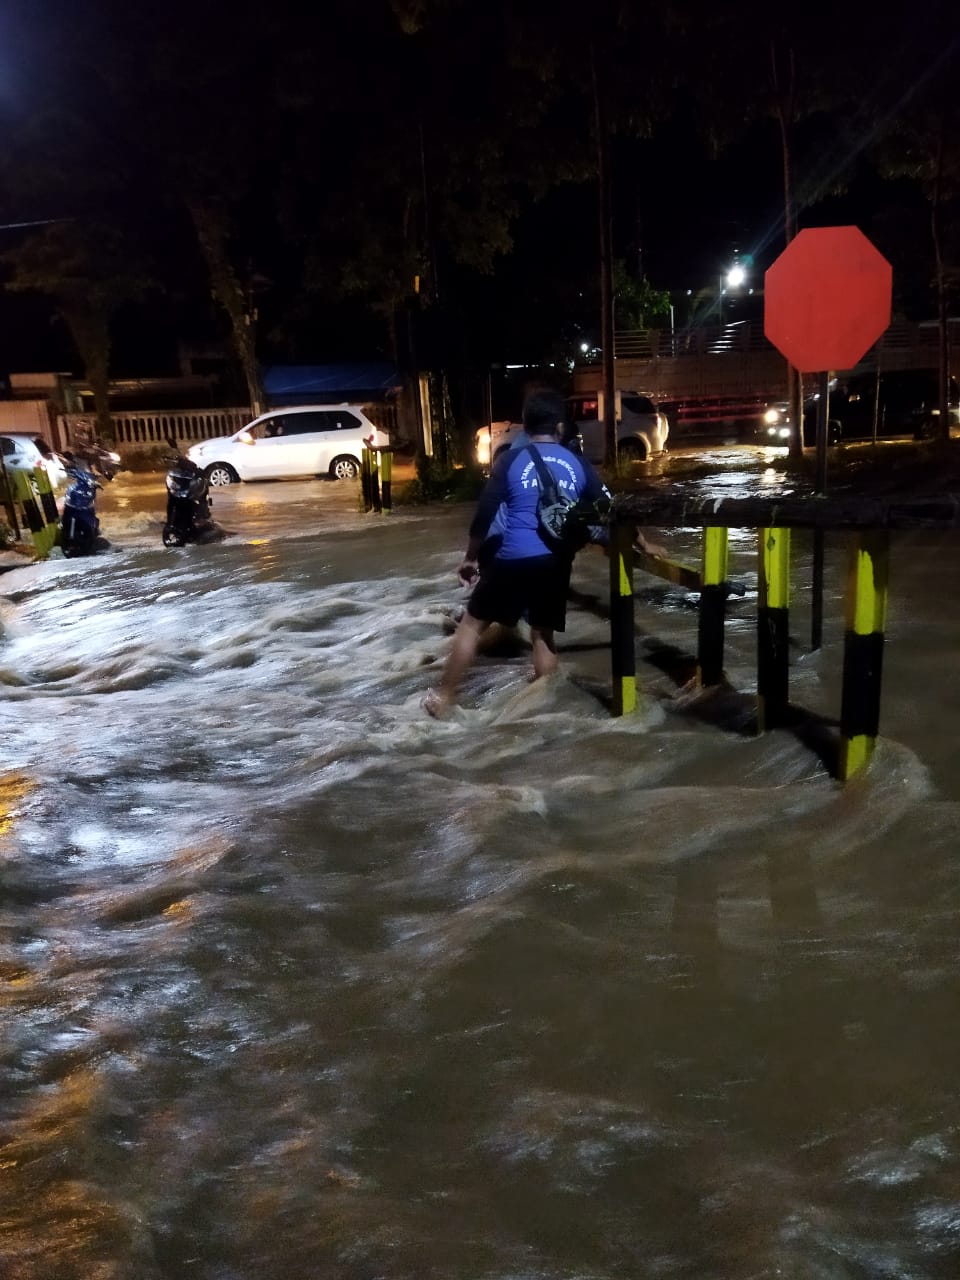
[0,399,55,438]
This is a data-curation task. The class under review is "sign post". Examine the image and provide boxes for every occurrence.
[764,226,893,648]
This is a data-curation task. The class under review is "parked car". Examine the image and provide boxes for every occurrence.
[565,391,669,462]
[0,434,68,489]
[186,405,389,485]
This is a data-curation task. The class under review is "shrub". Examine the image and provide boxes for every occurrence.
[397,453,486,505]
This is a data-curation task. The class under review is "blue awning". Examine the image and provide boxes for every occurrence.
[262,364,403,404]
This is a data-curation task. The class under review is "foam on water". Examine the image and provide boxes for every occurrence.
[3,490,960,1279]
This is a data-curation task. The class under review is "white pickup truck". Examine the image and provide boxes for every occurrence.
[475,391,669,467]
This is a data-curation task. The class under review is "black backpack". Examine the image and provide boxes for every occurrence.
[525,444,593,555]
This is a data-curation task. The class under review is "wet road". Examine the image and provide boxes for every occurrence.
[2,452,960,1278]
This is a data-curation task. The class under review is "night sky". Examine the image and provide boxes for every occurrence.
[0,0,954,381]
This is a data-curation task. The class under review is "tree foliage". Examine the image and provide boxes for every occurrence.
[0,0,955,431]
[1,221,151,437]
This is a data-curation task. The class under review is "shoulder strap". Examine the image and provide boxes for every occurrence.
[525,444,560,504]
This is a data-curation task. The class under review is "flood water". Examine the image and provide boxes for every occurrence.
[2,454,960,1278]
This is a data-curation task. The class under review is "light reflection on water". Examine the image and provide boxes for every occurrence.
[1,466,960,1278]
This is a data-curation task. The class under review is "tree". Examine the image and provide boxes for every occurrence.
[188,204,265,416]
[1,221,151,440]
[870,34,959,441]
[679,0,885,456]
[613,261,671,330]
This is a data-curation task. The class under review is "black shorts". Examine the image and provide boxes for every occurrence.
[467,554,572,632]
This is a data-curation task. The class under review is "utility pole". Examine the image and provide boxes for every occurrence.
[591,41,617,468]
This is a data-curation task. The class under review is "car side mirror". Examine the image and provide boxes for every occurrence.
[237,430,255,445]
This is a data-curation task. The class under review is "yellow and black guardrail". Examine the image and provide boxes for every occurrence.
[607,490,951,781]
[0,463,60,559]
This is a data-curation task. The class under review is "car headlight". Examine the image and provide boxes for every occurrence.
[764,408,780,424]
[778,426,790,439]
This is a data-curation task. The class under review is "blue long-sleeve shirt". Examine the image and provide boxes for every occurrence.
[469,441,610,561]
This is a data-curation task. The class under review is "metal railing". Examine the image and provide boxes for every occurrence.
[57,409,253,451]
[614,318,960,364]
[587,319,960,404]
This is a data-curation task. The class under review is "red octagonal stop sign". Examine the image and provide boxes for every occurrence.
[764,226,892,373]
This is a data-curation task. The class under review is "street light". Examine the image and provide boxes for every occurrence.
[719,261,748,326]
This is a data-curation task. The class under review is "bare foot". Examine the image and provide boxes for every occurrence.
[422,688,453,719]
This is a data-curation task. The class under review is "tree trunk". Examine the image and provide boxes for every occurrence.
[591,41,617,467]
[65,303,113,443]
[189,204,264,416]
[930,92,951,444]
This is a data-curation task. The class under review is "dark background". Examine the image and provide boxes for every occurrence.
[0,0,954,386]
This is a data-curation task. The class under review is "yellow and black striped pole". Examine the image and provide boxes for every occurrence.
[757,526,790,731]
[838,530,889,780]
[380,448,392,513]
[369,446,382,513]
[360,447,373,511]
[609,522,636,716]
[697,525,728,686]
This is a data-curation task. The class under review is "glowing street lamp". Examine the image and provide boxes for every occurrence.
[719,260,748,325]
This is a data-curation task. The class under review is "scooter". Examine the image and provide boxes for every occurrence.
[162,445,224,547]
[59,460,109,557]
[70,437,122,482]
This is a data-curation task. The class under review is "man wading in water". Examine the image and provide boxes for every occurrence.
[424,389,611,718]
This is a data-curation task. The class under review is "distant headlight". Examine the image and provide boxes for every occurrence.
[778,426,790,439]
[764,408,780,424]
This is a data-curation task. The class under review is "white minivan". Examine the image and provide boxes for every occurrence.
[187,405,389,485]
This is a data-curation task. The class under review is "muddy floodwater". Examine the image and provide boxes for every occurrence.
[2,455,960,1278]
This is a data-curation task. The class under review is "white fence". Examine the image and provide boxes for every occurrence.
[55,408,252,453]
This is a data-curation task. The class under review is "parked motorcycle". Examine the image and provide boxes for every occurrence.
[69,436,122,482]
[163,445,224,547]
[59,459,109,557]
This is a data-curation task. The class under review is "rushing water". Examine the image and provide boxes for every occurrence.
[2,459,960,1279]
